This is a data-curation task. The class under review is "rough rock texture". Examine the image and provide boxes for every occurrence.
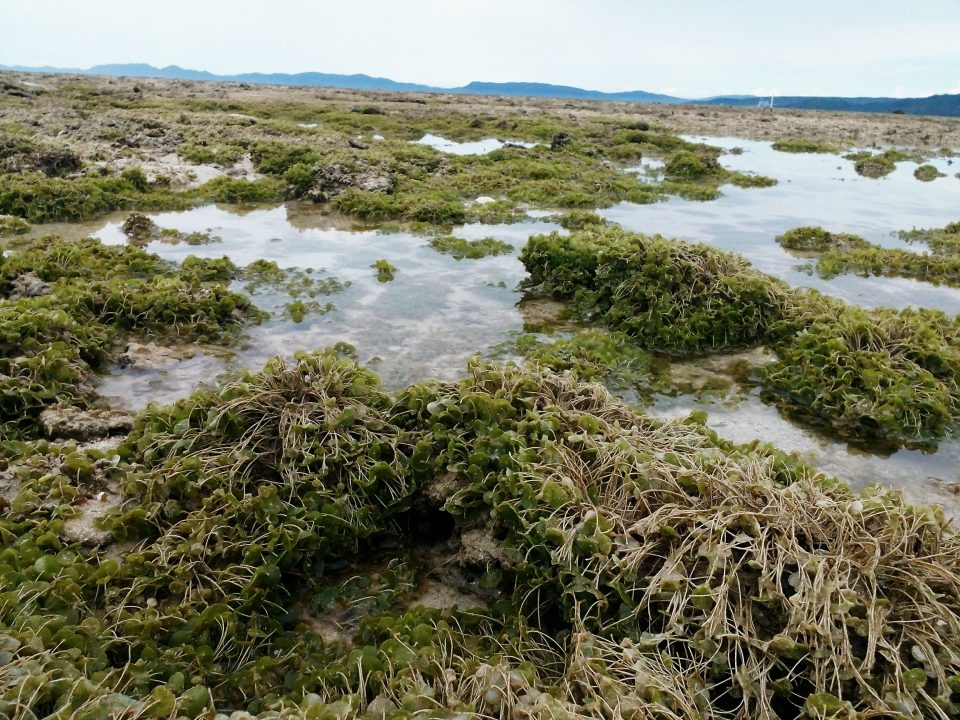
[9,272,51,300]
[306,163,396,202]
[118,341,180,370]
[39,405,134,441]
[61,489,120,546]
[457,527,507,569]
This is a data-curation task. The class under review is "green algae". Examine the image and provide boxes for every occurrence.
[521,224,960,448]
[784,222,960,288]
[771,138,838,153]
[3,354,960,719]
[501,329,670,402]
[776,226,870,252]
[371,258,397,282]
[0,237,261,438]
[0,214,28,236]
[900,221,960,254]
[843,149,917,178]
[427,235,512,260]
[915,163,946,182]
[521,225,785,355]
[242,259,348,322]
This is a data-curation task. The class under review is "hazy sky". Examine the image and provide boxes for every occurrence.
[1,0,958,98]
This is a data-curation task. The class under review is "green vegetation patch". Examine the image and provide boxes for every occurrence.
[0,236,260,437]
[762,301,960,445]
[3,354,959,719]
[915,163,946,182]
[788,222,960,288]
[372,258,397,282]
[771,138,838,153]
[241,259,348,322]
[900,221,960,254]
[0,214,29,236]
[843,149,917,178]
[427,234,513,260]
[522,225,960,448]
[503,329,670,402]
[521,225,786,355]
[776,225,870,252]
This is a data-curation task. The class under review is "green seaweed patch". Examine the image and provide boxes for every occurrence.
[0,236,260,437]
[555,211,607,230]
[899,221,960,255]
[522,224,960,448]
[843,149,917,178]
[815,245,960,286]
[763,302,960,449]
[372,258,397,282]
[199,176,285,204]
[242,259,348,322]
[427,235,513,260]
[776,226,869,252]
[1,356,954,717]
[121,212,221,247]
[506,330,670,402]
[914,163,946,182]
[794,222,960,287]
[0,214,29,236]
[771,138,838,153]
[0,170,189,223]
[521,225,786,355]
[177,140,248,166]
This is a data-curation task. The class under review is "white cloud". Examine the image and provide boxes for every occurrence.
[0,0,957,97]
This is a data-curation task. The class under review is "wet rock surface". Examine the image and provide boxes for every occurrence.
[39,405,135,441]
[306,163,396,202]
[117,341,183,370]
[8,271,51,299]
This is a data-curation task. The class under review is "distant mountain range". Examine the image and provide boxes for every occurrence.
[3,62,959,117]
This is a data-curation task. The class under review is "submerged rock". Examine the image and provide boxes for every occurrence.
[39,405,134,441]
[61,488,120,546]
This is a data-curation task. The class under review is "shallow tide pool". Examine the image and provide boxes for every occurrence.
[50,135,960,513]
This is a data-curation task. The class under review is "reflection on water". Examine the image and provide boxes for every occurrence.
[603,137,960,313]
[93,205,563,400]
[412,134,537,155]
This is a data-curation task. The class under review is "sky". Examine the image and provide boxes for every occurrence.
[1,0,958,98]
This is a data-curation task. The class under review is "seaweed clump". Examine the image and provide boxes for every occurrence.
[0,236,259,437]
[522,225,785,355]
[242,259,348,322]
[522,224,960,448]
[771,138,838,153]
[915,163,946,182]
[372,258,397,282]
[776,226,869,252]
[784,222,960,288]
[843,149,916,178]
[427,235,512,260]
[3,354,960,719]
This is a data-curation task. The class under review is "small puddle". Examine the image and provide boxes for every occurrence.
[87,205,563,404]
[412,134,537,155]
[603,136,960,313]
